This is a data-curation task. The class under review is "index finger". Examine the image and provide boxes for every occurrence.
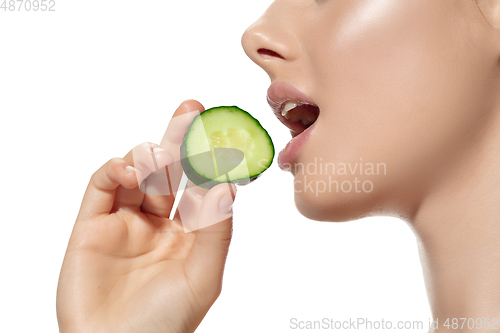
[137,100,205,216]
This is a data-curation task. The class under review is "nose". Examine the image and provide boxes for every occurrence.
[241,2,301,78]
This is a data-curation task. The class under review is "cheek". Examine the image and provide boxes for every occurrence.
[295,0,495,220]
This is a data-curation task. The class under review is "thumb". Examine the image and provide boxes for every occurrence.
[184,183,237,293]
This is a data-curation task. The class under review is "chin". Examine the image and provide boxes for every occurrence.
[293,178,386,222]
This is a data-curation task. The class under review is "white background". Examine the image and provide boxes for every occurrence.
[0,0,431,332]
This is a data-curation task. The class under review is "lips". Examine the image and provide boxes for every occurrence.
[267,82,320,138]
[266,82,320,170]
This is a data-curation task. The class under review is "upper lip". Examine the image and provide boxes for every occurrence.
[266,82,319,136]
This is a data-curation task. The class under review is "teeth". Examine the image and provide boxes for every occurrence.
[281,100,319,126]
[281,101,303,117]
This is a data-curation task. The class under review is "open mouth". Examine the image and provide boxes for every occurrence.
[266,81,321,138]
[267,82,320,169]
[279,101,320,138]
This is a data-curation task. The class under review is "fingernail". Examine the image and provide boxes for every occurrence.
[125,166,135,172]
[219,191,235,215]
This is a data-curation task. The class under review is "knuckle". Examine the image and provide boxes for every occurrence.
[91,157,121,181]
[212,284,223,302]
[109,157,123,166]
[132,143,157,171]
[107,157,124,173]
[136,141,154,152]
[90,168,103,187]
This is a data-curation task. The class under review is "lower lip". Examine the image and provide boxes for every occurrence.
[278,122,317,171]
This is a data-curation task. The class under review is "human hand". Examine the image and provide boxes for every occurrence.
[56,100,237,333]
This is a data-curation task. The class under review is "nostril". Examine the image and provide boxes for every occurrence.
[257,48,285,59]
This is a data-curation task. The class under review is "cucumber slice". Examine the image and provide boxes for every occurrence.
[180,106,274,189]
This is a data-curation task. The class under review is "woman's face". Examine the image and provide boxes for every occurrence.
[242,0,499,222]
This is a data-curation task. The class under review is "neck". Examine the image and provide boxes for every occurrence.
[411,112,500,331]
